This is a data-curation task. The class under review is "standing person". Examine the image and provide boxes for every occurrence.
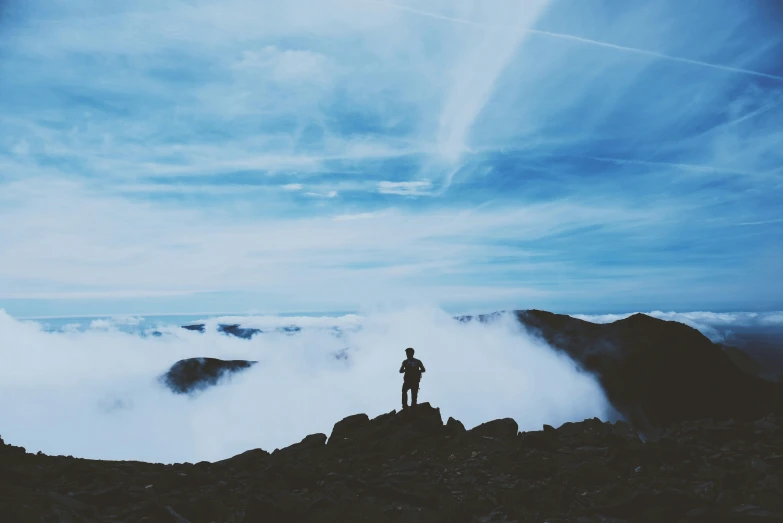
[400,347,426,409]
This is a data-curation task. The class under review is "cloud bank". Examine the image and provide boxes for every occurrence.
[0,308,610,463]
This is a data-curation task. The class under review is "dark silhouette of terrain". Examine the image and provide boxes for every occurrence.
[3,406,783,522]
[182,323,304,339]
[719,325,783,380]
[516,310,783,430]
[719,344,772,381]
[160,357,257,394]
[182,324,262,339]
[216,324,262,339]
[5,309,783,521]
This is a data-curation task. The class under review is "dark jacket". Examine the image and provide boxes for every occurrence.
[399,357,426,382]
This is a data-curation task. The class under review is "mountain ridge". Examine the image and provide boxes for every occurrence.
[515,309,782,430]
[3,404,783,522]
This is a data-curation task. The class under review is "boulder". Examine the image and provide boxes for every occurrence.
[446,417,466,434]
[328,414,370,446]
[160,357,256,394]
[217,324,262,339]
[469,418,518,439]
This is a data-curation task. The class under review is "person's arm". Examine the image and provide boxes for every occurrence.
[399,361,405,373]
[419,360,426,373]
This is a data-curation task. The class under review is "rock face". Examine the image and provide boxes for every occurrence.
[3,407,783,522]
[160,357,257,394]
[182,324,262,339]
[516,310,783,430]
[180,323,301,339]
[217,324,262,339]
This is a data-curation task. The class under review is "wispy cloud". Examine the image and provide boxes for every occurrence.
[361,0,783,82]
[0,176,683,311]
[1,0,782,315]
[433,1,551,167]
[305,190,338,198]
[739,218,783,226]
[377,180,433,196]
[231,47,332,83]
[332,212,384,221]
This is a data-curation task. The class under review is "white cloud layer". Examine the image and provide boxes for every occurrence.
[0,177,660,307]
[0,308,610,463]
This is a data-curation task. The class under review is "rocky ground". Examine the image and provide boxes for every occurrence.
[3,404,783,523]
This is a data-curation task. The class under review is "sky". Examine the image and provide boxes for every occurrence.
[1,0,782,317]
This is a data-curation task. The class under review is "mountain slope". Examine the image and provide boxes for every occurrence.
[516,310,783,429]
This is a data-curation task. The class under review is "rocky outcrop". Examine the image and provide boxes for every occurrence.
[180,323,300,339]
[217,324,263,339]
[3,406,783,522]
[160,357,257,394]
[182,324,263,339]
[516,310,783,430]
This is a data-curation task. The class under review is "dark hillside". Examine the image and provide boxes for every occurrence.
[516,310,783,429]
[3,406,783,522]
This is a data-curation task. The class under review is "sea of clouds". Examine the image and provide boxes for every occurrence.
[0,307,610,464]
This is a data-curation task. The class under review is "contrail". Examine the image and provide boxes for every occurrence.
[471,147,774,178]
[738,218,783,226]
[527,28,783,82]
[689,101,782,141]
[584,155,767,177]
[434,165,462,196]
[356,0,783,82]
[355,0,487,28]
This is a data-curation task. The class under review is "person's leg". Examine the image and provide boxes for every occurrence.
[402,382,410,409]
[411,382,419,406]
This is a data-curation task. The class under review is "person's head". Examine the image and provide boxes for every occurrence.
[405,347,414,358]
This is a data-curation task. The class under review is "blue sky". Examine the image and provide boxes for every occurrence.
[0,0,782,317]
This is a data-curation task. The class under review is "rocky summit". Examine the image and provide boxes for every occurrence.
[3,404,783,522]
[160,357,257,395]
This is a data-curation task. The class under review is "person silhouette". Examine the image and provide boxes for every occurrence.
[399,347,426,409]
